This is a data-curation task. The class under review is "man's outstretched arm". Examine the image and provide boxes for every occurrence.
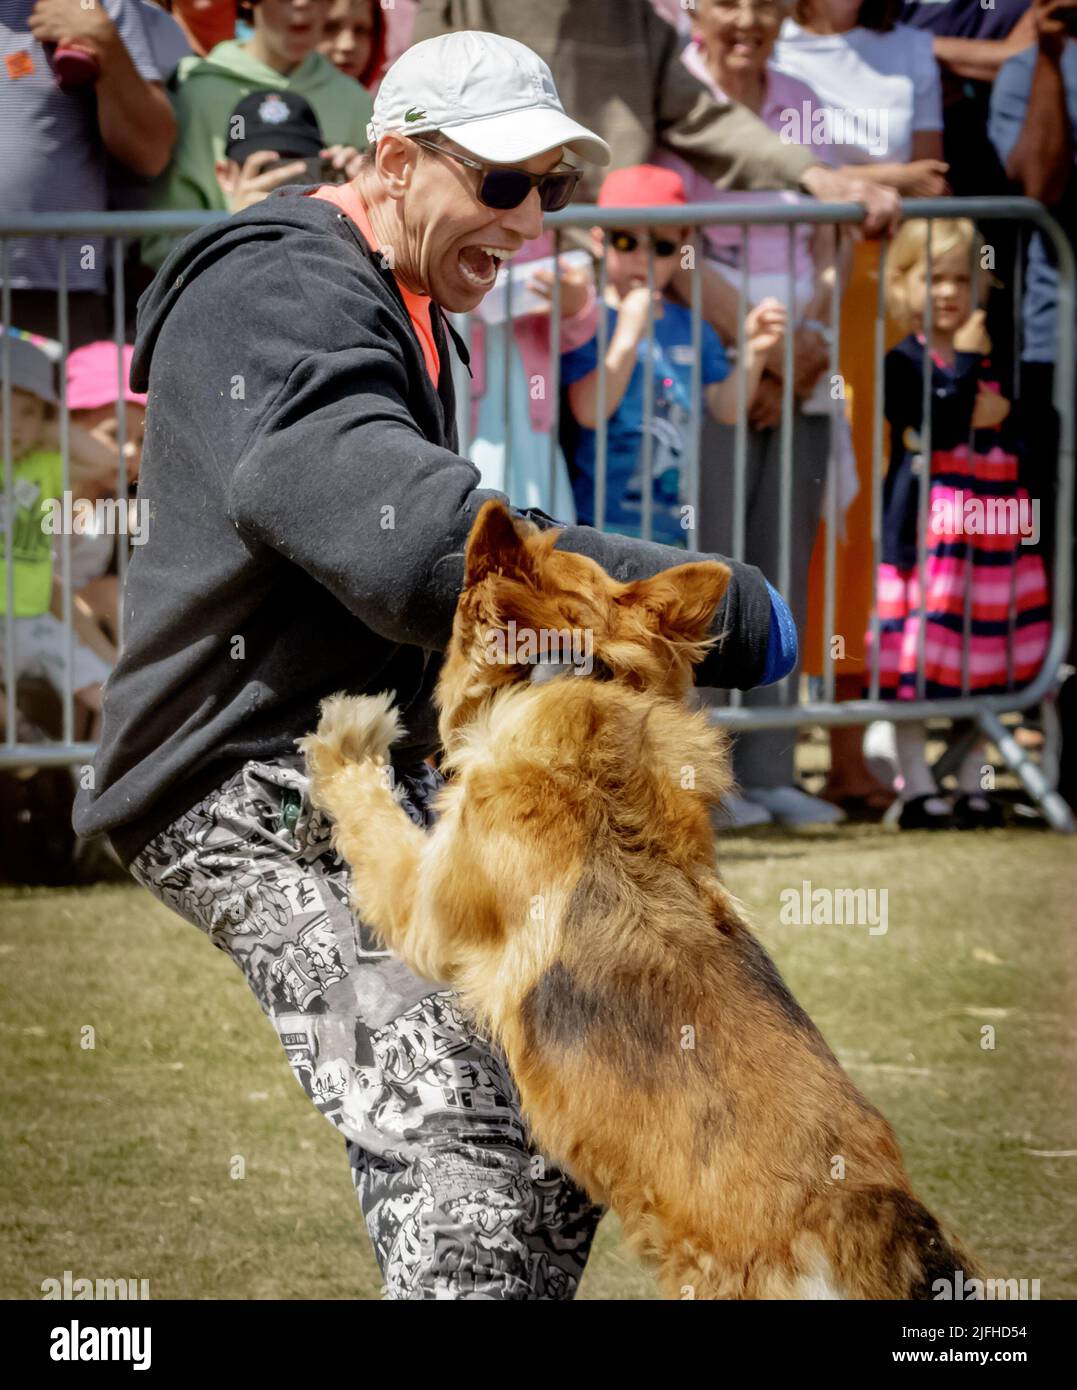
[229,351,783,692]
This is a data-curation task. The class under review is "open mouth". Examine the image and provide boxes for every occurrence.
[458,244,512,290]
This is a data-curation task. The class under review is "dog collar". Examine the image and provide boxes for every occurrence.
[528,657,614,685]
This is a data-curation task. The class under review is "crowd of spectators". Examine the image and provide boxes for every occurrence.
[2,0,1075,872]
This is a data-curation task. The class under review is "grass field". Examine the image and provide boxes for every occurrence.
[1,824,1074,1301]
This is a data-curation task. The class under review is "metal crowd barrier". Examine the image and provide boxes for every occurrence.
[1,199,1074,831]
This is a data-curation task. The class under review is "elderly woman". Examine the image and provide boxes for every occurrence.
[658,0,850,827]
[75,31,799,1299]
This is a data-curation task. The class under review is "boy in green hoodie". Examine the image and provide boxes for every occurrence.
[145,0,372,268]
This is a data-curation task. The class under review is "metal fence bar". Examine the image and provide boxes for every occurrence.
[869,237,888,703]
[113,237,129,649]
[1004,214,1028,697]
[1013,225,1024,405]
[450,309,471,458]
[594,234,609,532]
[822,228,840,705]
[687,229,702,553]
[1049,203,1075,671]
[547,229,562,515]
[640,244,656,543]
[2,241,15,748]
[728,225,750,712]
[777,226,795,700]
[57,255,73,747]
[502,260,513,498]
[916,221,933,702]
[961,236,980,700]
[732,224,748,566]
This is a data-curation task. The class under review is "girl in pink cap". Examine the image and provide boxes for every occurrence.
[67,342,148,489]
[62,341,149,653]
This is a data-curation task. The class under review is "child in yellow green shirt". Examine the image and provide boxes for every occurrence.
[2,331,121,739]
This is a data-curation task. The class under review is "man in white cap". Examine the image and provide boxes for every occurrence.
[76,30,798,1298]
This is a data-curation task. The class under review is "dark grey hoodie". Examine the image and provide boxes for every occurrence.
[73,189,774,867]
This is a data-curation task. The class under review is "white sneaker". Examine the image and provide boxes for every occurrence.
[862,720,899,789]
[741,785,847,826]
[717,794,774,828]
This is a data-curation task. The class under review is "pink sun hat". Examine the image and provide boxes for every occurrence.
[66,342,147,410]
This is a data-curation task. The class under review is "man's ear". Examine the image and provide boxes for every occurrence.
[616,561,730,648]
[376,131,418,199]
[463,500,538,589]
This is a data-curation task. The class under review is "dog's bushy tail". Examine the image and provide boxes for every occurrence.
[804,1186,982,1300]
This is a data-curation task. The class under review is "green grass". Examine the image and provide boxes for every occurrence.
[1,826,1074,1300]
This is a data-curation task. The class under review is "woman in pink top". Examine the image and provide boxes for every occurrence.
[658,0,849,828]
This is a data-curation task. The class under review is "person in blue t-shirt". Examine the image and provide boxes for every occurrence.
[561,164,784,548]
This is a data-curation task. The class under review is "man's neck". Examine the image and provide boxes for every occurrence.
[352,174,426,297]
[707,58,767,114]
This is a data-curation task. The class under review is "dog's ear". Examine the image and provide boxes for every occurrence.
[464,500,538,589]
[617,561,731,650]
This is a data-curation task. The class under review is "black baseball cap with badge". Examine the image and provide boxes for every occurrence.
[225,90,327,166]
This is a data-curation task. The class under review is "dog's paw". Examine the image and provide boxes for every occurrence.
[297,691,405,784]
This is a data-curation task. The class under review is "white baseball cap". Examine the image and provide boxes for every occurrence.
[367,31,611,167]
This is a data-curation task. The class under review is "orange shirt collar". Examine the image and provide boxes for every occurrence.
[310,182,441,390]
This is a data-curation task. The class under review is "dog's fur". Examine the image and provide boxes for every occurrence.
[300,500,979,1300]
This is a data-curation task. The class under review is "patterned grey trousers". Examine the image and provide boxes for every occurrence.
[129,754,602,1299]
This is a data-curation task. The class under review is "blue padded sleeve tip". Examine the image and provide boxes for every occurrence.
[760,579,798,687]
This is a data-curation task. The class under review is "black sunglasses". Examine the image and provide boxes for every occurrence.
[609,229,680,258]
[410,135,582,212]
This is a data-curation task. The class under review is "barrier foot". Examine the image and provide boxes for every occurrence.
[978,709,1077,834]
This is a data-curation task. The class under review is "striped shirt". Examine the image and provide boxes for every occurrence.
[0,0,161,292]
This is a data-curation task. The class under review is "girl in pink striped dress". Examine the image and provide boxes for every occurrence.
[867,219,1050,829]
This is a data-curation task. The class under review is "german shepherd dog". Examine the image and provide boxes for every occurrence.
[300,500,979,1299]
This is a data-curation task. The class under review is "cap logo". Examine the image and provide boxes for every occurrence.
[258,94,291,125]
[404,106,426,123]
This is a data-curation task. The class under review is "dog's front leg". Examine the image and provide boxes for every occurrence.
[300,693,452,981]
[333,770,463,983]
[328,762,428,960]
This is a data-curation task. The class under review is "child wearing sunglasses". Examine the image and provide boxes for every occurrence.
[561,165,784,548]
